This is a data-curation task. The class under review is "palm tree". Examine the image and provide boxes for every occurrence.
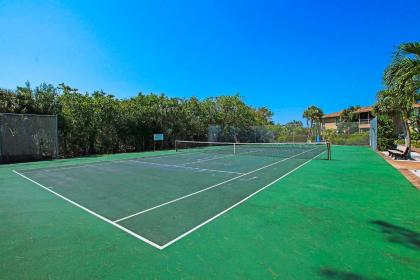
[377,42,420,153]
[340,105,361,122]
[303,105,324,141]
[303,108,311,129]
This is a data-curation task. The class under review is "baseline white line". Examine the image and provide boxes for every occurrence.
[113,148,317,223]
[132,160,243,175]
[159,151,326,249]
[12,170,164,250]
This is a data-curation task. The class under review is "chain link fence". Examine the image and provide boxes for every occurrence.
[208,122,372,146]
[321,122,370,145]
[0,113,58,163]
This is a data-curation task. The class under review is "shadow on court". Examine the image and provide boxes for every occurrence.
[370,220,420,251]
[318,268,385,280]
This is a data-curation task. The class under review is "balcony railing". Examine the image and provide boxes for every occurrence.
[359,119,370,125]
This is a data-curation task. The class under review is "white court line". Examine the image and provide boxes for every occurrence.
[12,170,164,250]
[113,148,317,223]
[181,153,235,165]
[19,150,223,173]
[181,149,260,166]
[159,150,326,249]
[132,160,243,175]
[13,148,325,250]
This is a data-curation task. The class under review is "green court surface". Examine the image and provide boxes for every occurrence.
[1,145,419,279]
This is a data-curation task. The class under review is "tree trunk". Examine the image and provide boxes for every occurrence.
[403,119,411,158]
[306,119,310,141]
[309,119,313,141]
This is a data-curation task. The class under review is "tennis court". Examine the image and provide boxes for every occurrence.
[12,141,330,249]
[2,145,420,279]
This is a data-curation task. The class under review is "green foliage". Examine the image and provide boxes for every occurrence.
[376,114,397,150]
[302,105,324,140]
[0,88,18,112]
[302,105,323,126]
[375,42,419,150]
[339,106,361,122]
[0,83,274,157]
[34,83,61,114]
[321,129,369,145]
[321,129,336,142]
[336,122,359,135]
[274,121,308,142]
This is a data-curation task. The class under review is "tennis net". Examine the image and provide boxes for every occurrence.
[175,140,331,160]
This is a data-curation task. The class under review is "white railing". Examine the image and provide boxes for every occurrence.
[359,119,370,125]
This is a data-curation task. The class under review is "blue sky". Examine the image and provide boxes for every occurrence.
[0,0,419,123]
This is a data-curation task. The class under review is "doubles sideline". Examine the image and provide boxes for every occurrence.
[13,147,325,250]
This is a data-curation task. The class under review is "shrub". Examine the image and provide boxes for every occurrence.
[377,114,397,150]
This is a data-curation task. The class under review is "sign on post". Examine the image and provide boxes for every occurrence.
[153,134,164,141]
[153,134,164,151]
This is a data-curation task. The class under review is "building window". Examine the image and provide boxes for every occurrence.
[359,112,370,124]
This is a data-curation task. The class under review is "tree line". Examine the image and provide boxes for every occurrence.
[0,83,273,157]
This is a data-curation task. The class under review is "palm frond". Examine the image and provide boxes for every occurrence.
[384,48,420,92]
[398,42,420,57]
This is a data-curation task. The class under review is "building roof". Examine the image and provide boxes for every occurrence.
[322,104,419,118]
[354,106,373,113]
[322,111,341,118]
[322,106,373,118]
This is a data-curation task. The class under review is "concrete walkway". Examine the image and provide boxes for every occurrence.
[378,151,420,189]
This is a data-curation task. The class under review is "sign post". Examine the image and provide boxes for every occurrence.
[153,134,164,151]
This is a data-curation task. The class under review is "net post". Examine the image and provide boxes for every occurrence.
[233,143,236,155]
[327,142,331,160]
[175,140,178,152]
